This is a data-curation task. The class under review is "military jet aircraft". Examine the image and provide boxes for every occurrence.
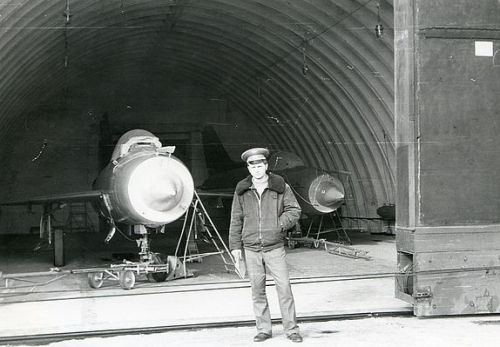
[198,125,346,218]
[1,129,235,288]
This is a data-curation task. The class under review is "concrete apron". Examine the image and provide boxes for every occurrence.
[0,277,411,338]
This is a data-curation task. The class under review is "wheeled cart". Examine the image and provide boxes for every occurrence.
[85,254,188,290]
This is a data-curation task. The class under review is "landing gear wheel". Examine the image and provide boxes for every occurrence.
[147,272,168,283]
[88,272,104,289]
[119,270,135,290]
[146,252,169,283]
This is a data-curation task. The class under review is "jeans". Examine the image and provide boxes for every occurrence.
[245,247,299,336]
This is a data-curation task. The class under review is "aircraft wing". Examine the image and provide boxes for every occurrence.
[196,189,234,198]
[1,190,104,206]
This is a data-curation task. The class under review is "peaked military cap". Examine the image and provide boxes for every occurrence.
[241,147,269,163]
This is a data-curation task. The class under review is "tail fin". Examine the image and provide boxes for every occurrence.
[201,125,243,174]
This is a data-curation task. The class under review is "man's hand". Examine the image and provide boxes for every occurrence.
[231,249,246,279]
[231,249,242,260]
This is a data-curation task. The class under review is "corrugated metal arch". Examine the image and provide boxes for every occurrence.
[0,0,395,219]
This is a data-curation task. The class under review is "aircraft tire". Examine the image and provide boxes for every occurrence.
[147,272,168,283]
[146,253,168,283]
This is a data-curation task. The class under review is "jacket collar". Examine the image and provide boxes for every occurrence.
[235,172,285,195]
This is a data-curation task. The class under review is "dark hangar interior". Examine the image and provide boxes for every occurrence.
[0,0,394,230]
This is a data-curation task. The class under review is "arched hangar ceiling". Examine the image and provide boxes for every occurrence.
[0,0,394,218]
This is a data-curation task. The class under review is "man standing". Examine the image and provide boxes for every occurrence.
[229,147,303,343]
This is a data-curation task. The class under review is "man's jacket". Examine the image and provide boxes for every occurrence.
[229,173,302,252]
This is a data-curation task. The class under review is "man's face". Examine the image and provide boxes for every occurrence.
[247,161,268,179]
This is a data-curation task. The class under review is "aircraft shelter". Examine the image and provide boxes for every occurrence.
[0,0,500,339]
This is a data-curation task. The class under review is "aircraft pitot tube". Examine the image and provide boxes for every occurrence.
[93,130,194,227]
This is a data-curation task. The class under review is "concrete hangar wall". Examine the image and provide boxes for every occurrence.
[0,0,498,317]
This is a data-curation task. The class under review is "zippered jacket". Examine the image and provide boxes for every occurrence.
[229,173,302,252]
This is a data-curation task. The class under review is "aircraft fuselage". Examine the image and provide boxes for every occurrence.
[93,138,194,228]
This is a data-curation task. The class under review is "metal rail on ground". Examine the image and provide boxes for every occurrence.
[0,310,414,345]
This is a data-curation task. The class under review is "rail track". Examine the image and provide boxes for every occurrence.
[2,264,497,301]
[0,309,413,345]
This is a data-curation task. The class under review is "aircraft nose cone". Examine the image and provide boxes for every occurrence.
[316,181,344,207]
[127,155,194,224]
[142,177,180,212]
[309,174,345,213]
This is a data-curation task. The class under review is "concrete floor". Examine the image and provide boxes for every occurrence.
[2,228,499,347]
[0,228,409,339]
[0,226,398,294]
